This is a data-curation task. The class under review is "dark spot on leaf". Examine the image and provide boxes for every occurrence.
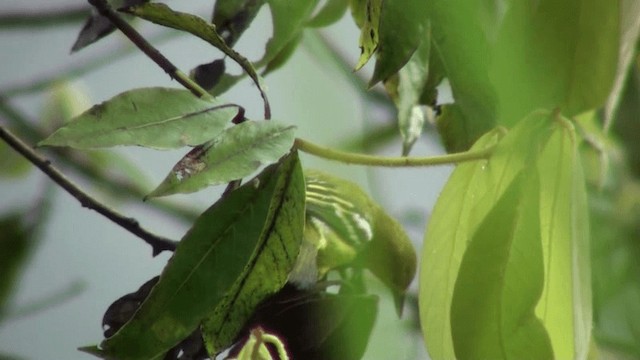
[87,104,105,119]
[359,46,364,55]
[369,29,375,41]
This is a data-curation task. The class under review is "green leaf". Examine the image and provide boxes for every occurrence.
[383,24,430,155]
[354,0,381,71]
[97,153,304,360]
[369,0,429,86]
[256,0,319,68]
[427,0,497,133]
[201,153,305,356]
[147,121,296,198]
[420,112,556,360]
[534,118,592,359]
[38,87,236,149]
[451,171,553,359]
[121,3,270,115]
[307,0,349,28]
[490,0,620,123]
[349,0,367,28]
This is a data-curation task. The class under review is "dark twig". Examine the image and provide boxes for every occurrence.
[0,126,177,255]
[0,5,89,29]
[87,0,210,98]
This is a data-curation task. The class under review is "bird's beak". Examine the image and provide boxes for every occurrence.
[392,290,406,317]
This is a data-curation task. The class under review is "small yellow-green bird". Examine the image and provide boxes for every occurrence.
[289,170,417,316]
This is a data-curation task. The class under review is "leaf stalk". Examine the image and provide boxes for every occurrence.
[294,137,495,167]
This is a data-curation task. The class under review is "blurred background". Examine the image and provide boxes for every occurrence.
[0,1,452,358]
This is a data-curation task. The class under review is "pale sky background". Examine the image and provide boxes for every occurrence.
[0,1,451,359]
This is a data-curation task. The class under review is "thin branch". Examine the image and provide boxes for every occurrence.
[294,137,495,167]
[0,98,199,223]
[0,6,89,29]
[0,126,177,255]
[86,0,210,99]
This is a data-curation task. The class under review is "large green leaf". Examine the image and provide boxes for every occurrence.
[491,0,619,124]
[95,152,304,360]
[535,118,592,359]
[369,0,429,86]
[147,120,295,197]
[451,171,552,359]
[38,87,236,149]
[420,112,556,360]
[200,154,305,356]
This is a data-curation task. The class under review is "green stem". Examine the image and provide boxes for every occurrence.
[294,137,494,167]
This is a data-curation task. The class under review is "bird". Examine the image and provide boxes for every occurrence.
[288,169,417,316]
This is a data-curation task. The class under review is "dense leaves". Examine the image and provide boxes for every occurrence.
[39,88,237,149]
[91,153,304,359]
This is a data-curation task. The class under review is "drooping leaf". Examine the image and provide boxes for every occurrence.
[354,0,381,71]
[420,112,557,360]
[38,87,237,149]
[383,24,430,155]
[451,171,552,359]
[604,0,640,130]
[307,0,349,28]
[96,153,304,360]
[211,0,268,46]
[121,3,270,117]
[369,0,429,86]
[256,0,319,68]
[147,120,295,198]
[534,117,592,359]
[71,0,148,52]
[200,153,305,356]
